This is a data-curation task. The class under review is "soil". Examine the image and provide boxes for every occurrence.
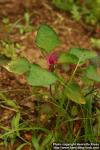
[0,0,99,149]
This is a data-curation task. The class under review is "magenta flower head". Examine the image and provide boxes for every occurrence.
[47,52,58,65]
[46,52,58,71]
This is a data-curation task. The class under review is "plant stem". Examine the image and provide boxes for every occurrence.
[68,57,83,85]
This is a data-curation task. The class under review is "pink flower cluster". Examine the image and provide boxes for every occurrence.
[46,52,58,71]
[47,52,58,65]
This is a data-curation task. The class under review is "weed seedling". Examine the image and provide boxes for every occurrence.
[0,24,100,148]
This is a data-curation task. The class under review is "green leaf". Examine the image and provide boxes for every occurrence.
[16,143,29,150]
[52,0,74,11]
[3,99,18,109]
[24,12,30,23]
[83,65,100,82]
[0,92,6,100]
[11,112,20,129]
[2,17,10,24]
[81,75,94,85]
[69,48,97,63]
[1,42,17,59]
[32,135,41,150]
[11,112,20,136]
[58,53,78,64]
[71,106,78,117]
[7,58,30,75]
[0,92,18,109]
[35,24,60,52]
[90,55,100,67]
[41,133,53,148]
[26,64,58,86]
[97,109,100,136]
[91,38,100,49]
[0,55,11,66]
[71,5,81,21]
[64,82,86,104]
